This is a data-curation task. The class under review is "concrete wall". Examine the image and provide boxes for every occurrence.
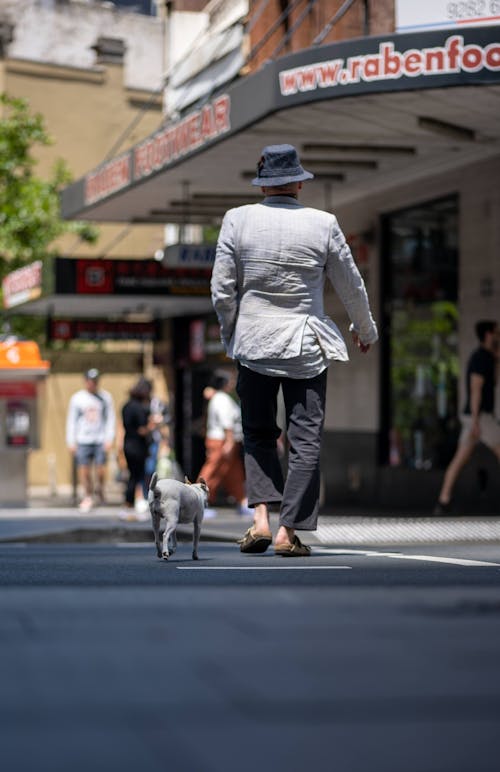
[2,0,164,91]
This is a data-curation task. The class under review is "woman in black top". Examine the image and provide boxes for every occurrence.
[434,319,499,513]
[121,378,153,512]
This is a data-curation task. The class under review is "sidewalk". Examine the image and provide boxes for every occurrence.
[1,495,500,546]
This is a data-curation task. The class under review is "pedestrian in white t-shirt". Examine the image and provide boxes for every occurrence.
[66,368,116,512]
[199,370,251,518]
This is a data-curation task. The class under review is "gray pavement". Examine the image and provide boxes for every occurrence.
[1,495,500,546]
[2,541,500,772]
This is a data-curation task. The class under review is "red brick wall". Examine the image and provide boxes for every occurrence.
[369,0,395,36]
[247,0,395,72]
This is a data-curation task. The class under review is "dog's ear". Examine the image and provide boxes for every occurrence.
[184,476,192,485]
[197,477,209,493]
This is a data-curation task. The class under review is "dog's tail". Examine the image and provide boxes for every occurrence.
[149,472,160,498]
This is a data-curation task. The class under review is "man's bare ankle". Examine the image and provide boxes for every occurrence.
[275,525,294,545]
[253,503,270,533]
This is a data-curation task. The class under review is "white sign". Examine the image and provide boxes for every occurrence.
[163,244,216,268]
[279,35,500,96]
[396,0,500,32]
[2,260,43,309]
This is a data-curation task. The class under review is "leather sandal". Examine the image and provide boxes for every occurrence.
[237,528,272,554]
[274,535,311,557]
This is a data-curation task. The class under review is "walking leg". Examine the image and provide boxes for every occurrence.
[237,366,282,535]
[438,437,477,504]
[278,371,327,537]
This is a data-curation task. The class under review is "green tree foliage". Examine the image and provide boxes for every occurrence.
[202,225,220,245]
[0,93,98,339]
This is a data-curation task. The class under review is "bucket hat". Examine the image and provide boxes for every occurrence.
[252,144,314,187]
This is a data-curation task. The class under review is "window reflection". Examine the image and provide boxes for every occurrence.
[384,196,459,470]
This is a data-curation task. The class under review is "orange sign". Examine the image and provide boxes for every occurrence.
[0,341,50,372]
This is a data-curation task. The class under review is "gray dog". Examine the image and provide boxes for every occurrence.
[148,472,209,560]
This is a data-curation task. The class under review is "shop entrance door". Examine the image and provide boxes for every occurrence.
[381,195,459,472]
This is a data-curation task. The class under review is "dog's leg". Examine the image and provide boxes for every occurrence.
[161,503,179,560]
[192,515,200,560]
[161,523,176,560]
[168,530,177,555]
[149,481,163,559]
[151,508,162,559]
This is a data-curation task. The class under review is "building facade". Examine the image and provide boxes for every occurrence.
[8,0,500,511]
[0,0,205,496]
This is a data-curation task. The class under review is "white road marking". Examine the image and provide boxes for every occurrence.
[313,548,500,567]
[176,566,352,571]
[113,544,500,568]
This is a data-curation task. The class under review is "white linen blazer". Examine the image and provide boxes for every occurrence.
[211,195,378,366]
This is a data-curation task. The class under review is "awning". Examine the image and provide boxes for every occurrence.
[0,340,50,379]
[2,257,213,320]
[60,26,500,225]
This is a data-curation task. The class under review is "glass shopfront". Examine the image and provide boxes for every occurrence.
[381,196,459,471]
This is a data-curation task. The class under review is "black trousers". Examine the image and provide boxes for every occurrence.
[124,441,147,507]
[236,364,327,531]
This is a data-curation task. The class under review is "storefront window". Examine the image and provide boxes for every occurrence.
[382,196,459,470]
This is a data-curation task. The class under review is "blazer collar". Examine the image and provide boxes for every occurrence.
[262,195,302,206]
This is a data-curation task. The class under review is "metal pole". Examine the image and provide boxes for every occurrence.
[71,454,78,505]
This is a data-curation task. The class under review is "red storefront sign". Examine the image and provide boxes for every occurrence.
[0,382,37,398]
[50,319,159,341]
[76,260,115,294]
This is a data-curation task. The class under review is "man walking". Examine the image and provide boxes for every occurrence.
[66,368,116,512]
[211,144,378,555]
[434,319,500,514]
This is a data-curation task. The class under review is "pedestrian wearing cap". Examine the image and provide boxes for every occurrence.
[66,369,116,512]
[211,144,378,556]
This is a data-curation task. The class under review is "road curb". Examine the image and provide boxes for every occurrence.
[0,526,238,545]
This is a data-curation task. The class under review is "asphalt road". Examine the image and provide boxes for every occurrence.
[1,541,500,772]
